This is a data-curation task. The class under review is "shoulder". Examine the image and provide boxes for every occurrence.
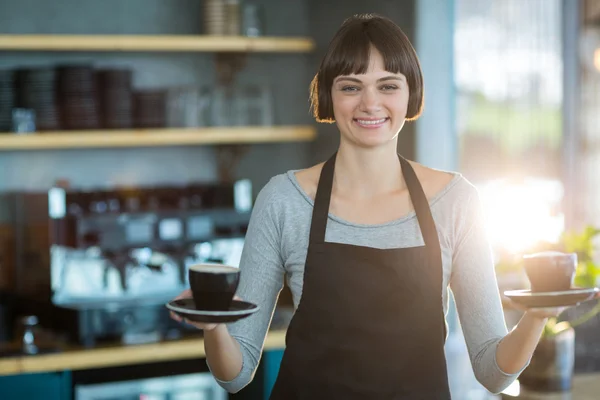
[252,168,315,215]
[407,160,476,201]
[409,161,455,199]
[256,173,293,200]
[291,162,325,201]
[408,162,486,251]
[407,160,482,222]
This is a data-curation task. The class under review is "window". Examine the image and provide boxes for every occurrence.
[455,0,564,254]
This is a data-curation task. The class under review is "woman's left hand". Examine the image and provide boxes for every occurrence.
[501,295,567,319]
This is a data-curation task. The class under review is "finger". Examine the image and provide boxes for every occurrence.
[183,319,207,330]
[504,299,560,317]
[502,298,528,313]
[183,319,220,331]
[183,318,200,328]
[170,311,182,322]
[527,308,565,319]
[174,289,193,300]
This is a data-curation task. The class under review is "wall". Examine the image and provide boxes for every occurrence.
[415,0,457,171]
[0,0,314,194]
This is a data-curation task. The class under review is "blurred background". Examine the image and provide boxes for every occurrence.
[0,0,599,399]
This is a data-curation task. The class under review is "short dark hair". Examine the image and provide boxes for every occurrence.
[309,13,424,123]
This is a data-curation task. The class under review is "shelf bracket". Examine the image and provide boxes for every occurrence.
[213,52,251,182]
[216,143,250,182]
[214,52,248,86]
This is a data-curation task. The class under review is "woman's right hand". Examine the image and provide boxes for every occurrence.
[169,289,220,331]
[169,289,241,331]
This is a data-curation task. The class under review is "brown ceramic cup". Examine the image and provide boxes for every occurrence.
[523,251,577,293]
[188,263,240,311]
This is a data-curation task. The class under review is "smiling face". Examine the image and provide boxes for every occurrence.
[331,47,409,149]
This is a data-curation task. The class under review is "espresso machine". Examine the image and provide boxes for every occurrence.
[0,179,252,347]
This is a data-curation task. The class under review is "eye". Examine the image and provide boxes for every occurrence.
[380,84,399,91]
[341,85,360,92]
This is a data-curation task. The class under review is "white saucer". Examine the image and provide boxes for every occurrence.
[166,298,260,323]
[504,287,600,308]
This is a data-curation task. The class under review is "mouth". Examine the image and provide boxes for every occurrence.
[353,118,389,128]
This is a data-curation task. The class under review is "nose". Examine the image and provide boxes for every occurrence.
[359,87,382,113]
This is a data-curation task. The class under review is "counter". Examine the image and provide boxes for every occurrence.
[0,329,286,376]
[2,330,599,399]
[497,374,600,399]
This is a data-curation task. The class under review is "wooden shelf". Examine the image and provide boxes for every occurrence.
[0,329,286,375]
[0,35,315,52]
[0,126,317,150]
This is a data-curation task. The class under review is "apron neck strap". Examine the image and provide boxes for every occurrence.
[398,155,442,252]
[309,152,336,244]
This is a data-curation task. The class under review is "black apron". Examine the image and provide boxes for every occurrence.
[269,153,452,399]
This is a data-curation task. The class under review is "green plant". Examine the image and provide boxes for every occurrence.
[542,226,600,338]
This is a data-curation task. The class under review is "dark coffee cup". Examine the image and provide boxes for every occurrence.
[188,263,240,311]
[523,251,577,293]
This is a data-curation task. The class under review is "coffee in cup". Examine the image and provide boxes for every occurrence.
[523,251,577,293]
[188,263,240,311]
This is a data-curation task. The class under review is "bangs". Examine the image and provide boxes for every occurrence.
[322,18,416,81]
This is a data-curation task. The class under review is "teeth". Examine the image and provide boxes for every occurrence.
[356,118,386,125]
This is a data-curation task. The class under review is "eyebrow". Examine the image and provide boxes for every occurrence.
[334,75,405,84]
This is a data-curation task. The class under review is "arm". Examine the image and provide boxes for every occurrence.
[449,186,529,394]
[207,180,286,393]
[494,313,547,374]
[203,324,244,381]
[170,294,243,381]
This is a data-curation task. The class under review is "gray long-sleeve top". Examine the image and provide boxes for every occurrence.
[210,170,526,394]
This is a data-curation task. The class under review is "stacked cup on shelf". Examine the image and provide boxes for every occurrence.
[204,0,229,35]
[0,70,13,132]
[97,68,134,129]
[133,90,167,129]
[56,65,100,130]
[14,67,60,131]
[203,0,262,36]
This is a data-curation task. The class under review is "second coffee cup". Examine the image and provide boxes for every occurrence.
[523,251,577,293]
[188,263,240,311]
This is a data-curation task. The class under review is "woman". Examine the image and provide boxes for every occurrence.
[171,14,560,399]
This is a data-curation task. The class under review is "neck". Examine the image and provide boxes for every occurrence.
[333,142,406,198]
